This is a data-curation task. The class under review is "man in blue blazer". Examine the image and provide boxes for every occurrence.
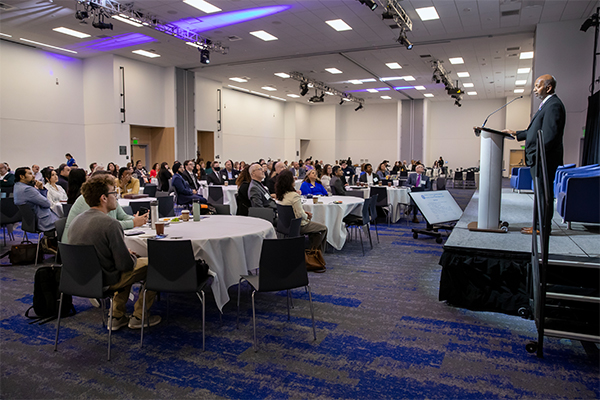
[503,74,565,233]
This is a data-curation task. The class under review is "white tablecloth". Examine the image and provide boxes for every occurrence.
[301,195,363,250]
[123,215,277,311]
[295,180,303,191]
[200,185,238,215]
[344,187,409,222]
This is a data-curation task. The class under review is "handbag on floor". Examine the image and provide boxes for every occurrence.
[25,266,76,324]
[8,240,43,265]
[305,249,326,272]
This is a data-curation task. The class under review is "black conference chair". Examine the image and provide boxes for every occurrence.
[213,204,231,215]
[143,184,157,197]
[369,186,392,226]
[1,197,21,245]
[248,207,275,224]
[343,197,372,256]
[208,186,224,205]
[235,193,250,216]
[465,170,476,189]
[61,203,72,219]
[453,171,464,189]
[436,177,446,191]
[275,204,296,237]
[237,237,316,352]
[345,191,365,198]
[121,205,134,216]
[368,195,379,243]
[17,204,44,266]
[55,243,117,361]
[130,201,151,216]
[142,240,211,351]
[157,195,175,218]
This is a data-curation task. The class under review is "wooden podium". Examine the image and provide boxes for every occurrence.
[469,126,515,233]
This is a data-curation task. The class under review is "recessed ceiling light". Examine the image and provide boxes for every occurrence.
[449,57,464,64]
[414,86,426,90]
[386,62,402,69]
[457,72,470,78]
[325,68,343,74]
[520,51,534,59]
[0,33,12,38]
[463,83,474,88]
[360,78,376,83]
[380,77,404,82]
[287,94,300,98]
[325,91,334,95]
[274,72,290,78]
[424,93,434,97]
[325,19,352,31]
[228,85,249,92]
[185,42,203,49]
[367,88,379,93]
[515,80,527,85]
[261,86,277,91]
[132,49,160,58]
[514,89,525,93]
[381,96,392,99]
[415,6,440,21]
[402,76,415,81]
[348,80,363,85]
[52,27,90,38]
[467,91,477,95]
[183,0,221,13]
[517,68,531,74]
[112,15,143,27]
[342,98,351,101]
[20,38,77,54]
[250,30,278,41]
[229,77,248,82]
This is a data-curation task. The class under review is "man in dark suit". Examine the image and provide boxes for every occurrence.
[180,159,200,190]
[206,161,222,185]
[358,163,380,185]
[218,159,240,184]
[503,74,565,234]
[330,166,346,196]
[248,163,277,211]
[56,163,70,192]
[405,164,431,223]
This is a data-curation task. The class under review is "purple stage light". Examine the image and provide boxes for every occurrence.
[78,33,157,51]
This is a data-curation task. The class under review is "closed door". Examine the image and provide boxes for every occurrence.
[197,131,214,161]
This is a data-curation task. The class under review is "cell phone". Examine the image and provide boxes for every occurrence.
[138,207,149,215]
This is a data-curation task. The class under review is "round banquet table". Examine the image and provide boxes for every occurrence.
[123,215,277,311]
[301,195,364,251]
[344,186,410,223]
[200,185,238,215]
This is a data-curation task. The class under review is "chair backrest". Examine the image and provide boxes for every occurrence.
[454,171,463,181]
[55,217,67,242]
[346,191,364,198]
[146,239,200,293]
[369,186,388,207]
[276,204,295,235]
[436,177,446,190]
[143,184,157,197]
[57,243,104,298]
[213,204,231,215]
[1,197,21,224]
[368,195,377,223]
[289,217,302,237]
[466,171,475,181]
[235,193,249,216]
[62,203,72,219]
[122,205,133,216]
[208,186,224,205]
[360,197,371,223]
[129,201,151,215]
[399,170,408,177]
[258,237,307,292]
[330,184,338,195]
[248,207,274,223]
[157,195,175,217]
[17,204,38,233]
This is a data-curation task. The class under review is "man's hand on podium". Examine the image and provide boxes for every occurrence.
[502,129,517,138]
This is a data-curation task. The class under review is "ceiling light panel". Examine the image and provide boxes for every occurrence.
[520,51,534,59]
[287,94,300,98]
[457,72,470,78]
[424,93,434,97]
[414,86,426,90]
[229,77,248,82]
[261,86,277,91]
[449,57,464,64]
[112,15,143,27]
[183,0,222,14]
[348,80,363,85]
[325,68,343,74]
[52,27,90,38]
[517,68,531,74]
[0,33,12,38]
[514,89,525,93]
[381,96,392,99]
[515,80,527,85]
[402,76,415,81]
[415,6,440,21]
[463,83,474,88]
[325,19,352,32]
[467,91,477,95]
[274,72,290,78]
[386,62,402,69]
[250,30,278,41]
[20,38,77,54]
[367,89,379,93]
[132,49,160,58]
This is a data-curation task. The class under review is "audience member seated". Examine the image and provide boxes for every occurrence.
[290,161,300,178]
[265,161,285,194]
[132,160,148,185]
[391,161,402,174]
[65,153,76,167]
[106,162,118,177]
[149,163,159,179]
[0,162,14,187]
[42,167,67,204]
[56,163,70,192]
[343,160,355,183]
[330,166,346,196]
[171,162,207,205]
[13,166,59,240]
[116,167,140,195]
[180,159,200,190]
[248,163,277,210]
[405,164,432,223]
[297,160,307,179]
[236,164,252,216]
[206,161,222,185]
[218,159,240,184]
[32,164,43,182]
[68,174,160,330]
[320,164,332,194]
[276,170,328,251]
[66,168,87,205]
[300,169,328,196]
[375,162,388,180]
[359,163,380,185]
[157,162,172,192]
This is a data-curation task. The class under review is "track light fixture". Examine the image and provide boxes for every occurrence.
[397,30,413,50]
[92,12,113,30]
[299,82,309,96]
[200,49,210,64]
[339,98,345,105]
[355,103,363,111]
[358,0,378,11]
[290,72,364,108]
[580,9,599,32]
[308,90,325,103]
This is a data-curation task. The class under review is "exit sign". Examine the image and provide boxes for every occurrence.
[132,139,139,145]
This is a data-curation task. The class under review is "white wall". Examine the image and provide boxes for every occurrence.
[195,75,222,159]
[0,41,85,169]
[305,105,337,162]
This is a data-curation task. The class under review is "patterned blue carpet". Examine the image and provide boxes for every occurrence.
[1,188,598,399]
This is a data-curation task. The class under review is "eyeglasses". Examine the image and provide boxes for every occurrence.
[107,191,118,196]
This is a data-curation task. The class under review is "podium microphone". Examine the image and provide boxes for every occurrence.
[481,95,523,127]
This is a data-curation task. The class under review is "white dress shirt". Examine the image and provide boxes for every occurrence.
[45,183,68,203]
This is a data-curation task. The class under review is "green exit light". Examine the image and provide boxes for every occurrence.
[132,139,139,145]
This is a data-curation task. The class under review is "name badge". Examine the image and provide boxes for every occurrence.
[264,192,271,200]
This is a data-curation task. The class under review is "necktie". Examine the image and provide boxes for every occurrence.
[416,174,421,187]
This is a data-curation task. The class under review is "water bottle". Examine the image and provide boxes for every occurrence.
[150,200,159,229]
[193,199,201,221]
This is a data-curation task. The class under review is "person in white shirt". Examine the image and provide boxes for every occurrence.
[320,164,332,194]
[42,167,68,204]
[358,163,380,185]
[32,164,43,182]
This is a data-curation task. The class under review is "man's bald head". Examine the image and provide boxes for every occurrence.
[534,74,556,99]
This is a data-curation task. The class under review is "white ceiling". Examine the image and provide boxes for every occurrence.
[1,0,598,105]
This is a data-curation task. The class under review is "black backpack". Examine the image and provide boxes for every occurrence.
[25,266,76,324]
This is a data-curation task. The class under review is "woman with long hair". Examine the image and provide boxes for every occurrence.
[149,163,159,179]
[42,167,67,204]
[376,162,387,180]
[235,164,252,216]
[300,169,328,196]
[276,170,327,252]
[320,164,332,194]
[66,168,87,204]
[157,162,172,192]
[106,162,118,177]
[116,166,140,195]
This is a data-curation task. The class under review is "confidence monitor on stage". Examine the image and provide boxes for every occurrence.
[409,190,463,225]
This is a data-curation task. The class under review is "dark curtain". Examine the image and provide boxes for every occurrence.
[582,90,600,166]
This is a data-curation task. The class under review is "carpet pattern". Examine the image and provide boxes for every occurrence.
[1,187,598,399]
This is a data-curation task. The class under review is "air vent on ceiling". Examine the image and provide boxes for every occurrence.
[507,53,519,58]
[228,35,242,41]
[506,46,521,51]
[420,54,431,58]
[0,2,16,11]
[501,10,520,17]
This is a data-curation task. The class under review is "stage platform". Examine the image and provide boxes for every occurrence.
[438,188,600,314]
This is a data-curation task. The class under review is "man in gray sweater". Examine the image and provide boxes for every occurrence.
[68,174,160,330]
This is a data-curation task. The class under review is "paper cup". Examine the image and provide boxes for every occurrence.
[155,221,165,235]
[181,210,190,221]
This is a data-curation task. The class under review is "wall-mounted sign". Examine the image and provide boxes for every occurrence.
[119,146,127,155]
